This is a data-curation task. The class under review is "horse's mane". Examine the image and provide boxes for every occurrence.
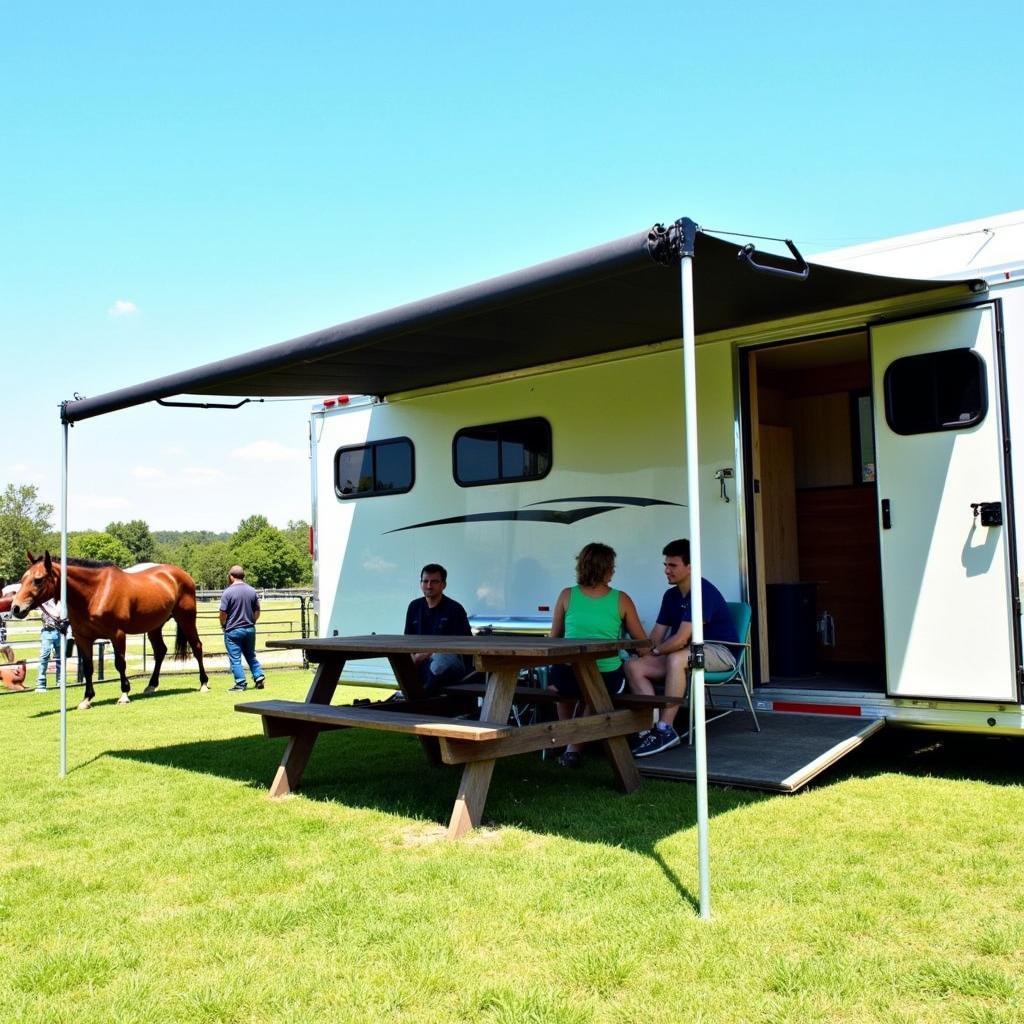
[33,555,119,570]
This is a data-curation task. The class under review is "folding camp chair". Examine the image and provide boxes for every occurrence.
[687,601,760,744]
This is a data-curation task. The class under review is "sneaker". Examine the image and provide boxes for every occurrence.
[632,725,681,758]
[628,731,649,753]
[227,683,247,692]
[253,678,265,690]
[35,684,47,693]
[382,690,406,703]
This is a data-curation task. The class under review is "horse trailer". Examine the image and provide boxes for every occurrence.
[62,208,1024,789]
[304,210,1024,788]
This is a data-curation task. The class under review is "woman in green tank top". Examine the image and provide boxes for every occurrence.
[548,542,649,767]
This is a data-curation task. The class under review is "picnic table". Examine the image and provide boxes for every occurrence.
[237,634,666,838]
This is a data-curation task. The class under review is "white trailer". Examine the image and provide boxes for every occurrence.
[306,211,1024,785]
[62,209,1024,788]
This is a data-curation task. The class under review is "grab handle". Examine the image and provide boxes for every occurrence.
[737,239,809,281]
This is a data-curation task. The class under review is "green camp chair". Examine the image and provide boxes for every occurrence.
[687,601,760,744]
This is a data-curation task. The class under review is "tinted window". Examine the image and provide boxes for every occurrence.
[883,348,987,435]
[335,438,414,498]
[454,417,551,486]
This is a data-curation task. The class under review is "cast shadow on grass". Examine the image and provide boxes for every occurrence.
[29,685,203,717]
[107,727,769,910]
[812,726,1024,790]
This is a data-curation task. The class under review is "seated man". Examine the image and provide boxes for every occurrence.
[402,563,472,696]
[624,538,738,757]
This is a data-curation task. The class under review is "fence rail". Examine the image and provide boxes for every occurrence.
[0,592,314,685]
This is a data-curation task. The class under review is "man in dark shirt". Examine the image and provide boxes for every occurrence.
[402,563,472,696]
[625,538,738,757]
[219,565,266,693]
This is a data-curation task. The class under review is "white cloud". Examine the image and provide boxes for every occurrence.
[77,494,131,511]
[230,440,306,464]
[6,462,43,482]
[131,466,165,480]
[182,466,224,480]
[108,299,139,317]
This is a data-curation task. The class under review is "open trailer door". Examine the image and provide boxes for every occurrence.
[871,305,1020,702]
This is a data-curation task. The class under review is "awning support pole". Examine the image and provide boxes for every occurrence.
[676,217,711,919]
[58,406,69,778]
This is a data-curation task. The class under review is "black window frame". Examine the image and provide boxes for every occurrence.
[882,347,988,436]
[452,416,553,487]
[334,436,415,500]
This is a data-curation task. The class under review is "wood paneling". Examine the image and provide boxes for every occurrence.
[760,425,799,583]
[796,486,883,666]
[790,393,854,488]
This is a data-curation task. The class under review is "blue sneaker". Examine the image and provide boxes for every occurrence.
[632,725,680,758]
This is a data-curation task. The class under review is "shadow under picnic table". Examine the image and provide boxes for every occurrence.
[105,725,768,909]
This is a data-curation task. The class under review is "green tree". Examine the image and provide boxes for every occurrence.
[187,540,234,590]
[232,515,272,547]
[68,531,133,566]
[0,484,54,583]
[233,527,305,588]
[284,519,313,586]
[106,519,155,564]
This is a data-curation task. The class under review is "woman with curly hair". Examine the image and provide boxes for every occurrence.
[548,542,648,767]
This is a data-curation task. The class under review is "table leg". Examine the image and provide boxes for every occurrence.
[573,658,642,794]
[388,654,442,766]
[269,658,344,798]
[447,668,518,838]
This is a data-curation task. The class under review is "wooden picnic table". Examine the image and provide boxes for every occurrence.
[237,634,656,838]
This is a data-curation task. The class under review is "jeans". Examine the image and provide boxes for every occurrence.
[416,652,467,695]
[38,628,61,686]
[223,626,264,685]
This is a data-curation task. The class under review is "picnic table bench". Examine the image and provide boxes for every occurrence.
[238,634,656,838]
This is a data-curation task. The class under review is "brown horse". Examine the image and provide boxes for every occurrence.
[10,551,209,709]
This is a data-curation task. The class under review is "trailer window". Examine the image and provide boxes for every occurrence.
[883,348,987,436]
[335,437,414,498]
[454,417,552,486]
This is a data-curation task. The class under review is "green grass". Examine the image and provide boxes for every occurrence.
[2,675,1024,1023]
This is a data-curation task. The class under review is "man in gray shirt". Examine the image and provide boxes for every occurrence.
[219,565,266,692]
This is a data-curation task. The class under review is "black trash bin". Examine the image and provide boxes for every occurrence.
[766,582,817,677]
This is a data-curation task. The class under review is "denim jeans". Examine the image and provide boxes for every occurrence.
[38,627,61,686]
[223,626,264,685]
[416,652,467,695]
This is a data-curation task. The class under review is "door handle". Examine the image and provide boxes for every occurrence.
[881,499,891,530]
[971,501,1003,527]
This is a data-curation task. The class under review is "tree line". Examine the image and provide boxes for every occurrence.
[1,484,311,590]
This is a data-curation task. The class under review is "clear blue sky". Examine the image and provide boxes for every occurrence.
[3,1,1022,531]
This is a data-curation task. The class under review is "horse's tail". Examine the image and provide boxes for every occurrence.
[174,622,190,661]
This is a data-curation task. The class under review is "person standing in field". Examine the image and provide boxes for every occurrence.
[220,565,266,692]
[35,593,65,693]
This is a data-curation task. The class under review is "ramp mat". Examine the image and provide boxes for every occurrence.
[636,710,885,792]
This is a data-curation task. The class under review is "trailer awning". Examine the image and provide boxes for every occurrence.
[63,222,983,423]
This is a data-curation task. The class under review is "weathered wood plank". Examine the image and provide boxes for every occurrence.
[447,669,518,838]
[439,709,650,764]
[573,659,642,794]
[237,700,512,740]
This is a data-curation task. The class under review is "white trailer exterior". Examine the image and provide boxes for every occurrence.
[309,211,1024,737]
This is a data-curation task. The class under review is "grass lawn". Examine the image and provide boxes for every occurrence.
[2,671,1024,1023]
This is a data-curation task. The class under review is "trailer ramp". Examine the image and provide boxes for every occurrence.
[636,711,885,792]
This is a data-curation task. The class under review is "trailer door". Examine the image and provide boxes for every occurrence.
[871,305,1019,701]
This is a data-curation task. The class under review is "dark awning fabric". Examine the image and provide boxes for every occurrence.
[63,224,982,424]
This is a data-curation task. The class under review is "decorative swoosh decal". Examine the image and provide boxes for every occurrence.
[386,506,623,534]
[525,495,685,508]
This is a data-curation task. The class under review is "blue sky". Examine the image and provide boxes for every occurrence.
[3,1,1022,531]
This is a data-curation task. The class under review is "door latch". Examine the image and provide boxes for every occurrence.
[971,501,1003,527]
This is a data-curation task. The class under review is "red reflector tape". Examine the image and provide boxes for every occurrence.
[772,700,861,717]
